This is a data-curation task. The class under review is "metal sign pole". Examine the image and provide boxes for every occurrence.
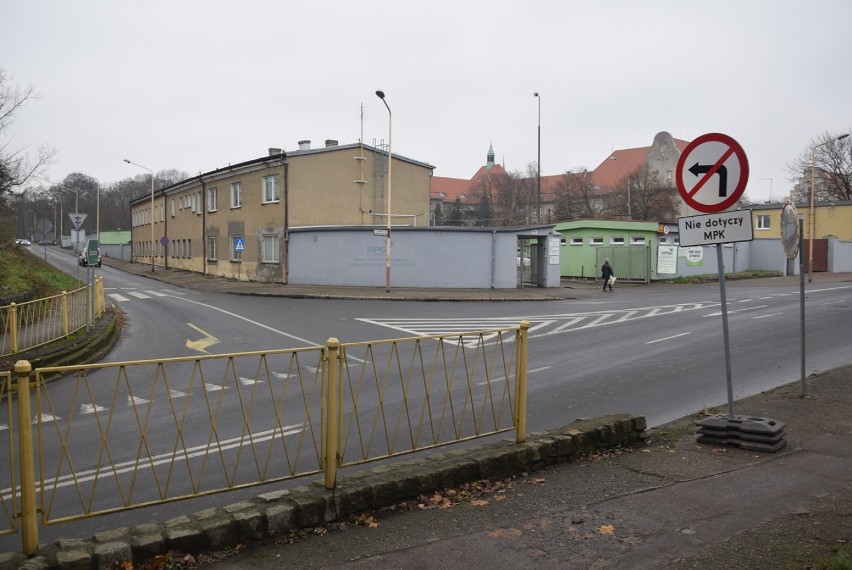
[799,220,806,398]
[716,245,735,418]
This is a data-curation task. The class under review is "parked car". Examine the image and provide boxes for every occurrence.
[79,247,102,267]
[38,239,57,246]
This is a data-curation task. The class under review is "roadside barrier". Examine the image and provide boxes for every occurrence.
[0,278,105,357]
[0,321,528,554]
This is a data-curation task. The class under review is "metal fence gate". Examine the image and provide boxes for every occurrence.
[595,246,650,284]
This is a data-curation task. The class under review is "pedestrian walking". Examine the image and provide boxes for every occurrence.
[601,258,615,292]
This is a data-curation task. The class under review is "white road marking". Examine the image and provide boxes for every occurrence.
[702,305,769,318]
[753,313,783,319]
[645,332,690,345]
[128,291,151,299]
[108,293,130,302]
[0,423,305,500]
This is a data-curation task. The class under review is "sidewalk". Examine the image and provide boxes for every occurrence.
[210,366,852,569]
[98,257,604,301]
[81,257,851,568]
[98,255,852,301]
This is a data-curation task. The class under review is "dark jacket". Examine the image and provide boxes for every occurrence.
[602,262,614,280]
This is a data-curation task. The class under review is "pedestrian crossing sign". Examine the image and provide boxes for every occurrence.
[235,237,245,252]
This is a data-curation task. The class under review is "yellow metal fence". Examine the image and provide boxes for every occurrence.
[0,278,105,357]
[0,322,528,554]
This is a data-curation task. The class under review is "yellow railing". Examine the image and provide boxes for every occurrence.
[1,322,528,554]
[0,371,16,538]
[0,277,105,357]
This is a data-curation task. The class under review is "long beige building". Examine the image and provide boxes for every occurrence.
[130,140,434,283]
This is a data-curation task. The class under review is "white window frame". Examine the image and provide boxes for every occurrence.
[757,214,770,230]
[207,236,218,261]
[261,233,279,263]
[208,188,218,212]
[570,237,583,246]
[631,236,646,245]
[589,237,604,246]
[610,236,626,246]
[171,199,176,217]
[230,182,242,209]
[262,175,280,204]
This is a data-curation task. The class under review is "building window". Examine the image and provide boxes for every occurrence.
[631,236,646,245]
[186,239,191,258]
[659,237,669,244]
[207,237,218,261]
[230,182,242,208]
[570,237,583,246]
[757,214,770,230]
[590,237,604,246]
[610,237,625,246]
[262,175,280,204]
[208,188,218,212]
[171,199,175,217]
[261,233,279,263]
[230,236,241,262]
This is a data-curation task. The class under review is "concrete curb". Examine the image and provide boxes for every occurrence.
[0,414,646,569]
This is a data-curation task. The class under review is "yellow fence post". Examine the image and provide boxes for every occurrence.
[61,291,69,337]
[14,360,38,555]
[324,338,340,489]
[9,303,18,354]
[515,320,529,443]
[95,276,105,316]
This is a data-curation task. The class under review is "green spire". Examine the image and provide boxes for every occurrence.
[487,143,495,169]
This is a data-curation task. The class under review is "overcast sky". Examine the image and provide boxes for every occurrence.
[2,0,850,203]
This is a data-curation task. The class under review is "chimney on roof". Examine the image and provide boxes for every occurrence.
[325,139,338,148]
[298,140,311,150]
[268,147,282,156]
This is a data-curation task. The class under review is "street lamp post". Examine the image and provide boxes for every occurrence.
[808,133,849,283]
[124,159,156,272]
[534,92,541,223]
[375,90,392,292]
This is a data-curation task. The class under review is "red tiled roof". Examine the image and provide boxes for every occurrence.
[431,137,690,203]
[590,139,689,189]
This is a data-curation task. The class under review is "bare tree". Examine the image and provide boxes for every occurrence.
[468,167,535,226]
[788,131,852,202]
[605,164,679,221]
[0,69,57,198]
[552,169,597,221]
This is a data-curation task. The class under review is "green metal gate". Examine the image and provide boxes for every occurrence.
[595,246,650,284]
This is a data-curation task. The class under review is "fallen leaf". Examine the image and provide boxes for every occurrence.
[469,499,488,507]
[487,528,523,539]
[598,524,615,535]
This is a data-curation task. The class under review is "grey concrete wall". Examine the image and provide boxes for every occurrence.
[287,227,561,289]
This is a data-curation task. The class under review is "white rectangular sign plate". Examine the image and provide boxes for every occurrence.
[677,209,754,247]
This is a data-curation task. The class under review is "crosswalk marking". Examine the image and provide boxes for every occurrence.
[106,288,188,303]
[358,301,725,339]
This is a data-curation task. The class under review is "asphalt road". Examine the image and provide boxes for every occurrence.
[3,252,850,550]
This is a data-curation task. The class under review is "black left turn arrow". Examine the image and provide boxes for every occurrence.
[689,162,728,197]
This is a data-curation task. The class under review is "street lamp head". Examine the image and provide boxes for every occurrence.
[534,92,539,97]
[375,90,385,99]
[123,159,131,164]
[838,134,850,141]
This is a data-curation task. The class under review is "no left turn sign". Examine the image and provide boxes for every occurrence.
[676,133,749,213]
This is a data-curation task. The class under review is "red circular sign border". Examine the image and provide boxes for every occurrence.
[676,133,749,214]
